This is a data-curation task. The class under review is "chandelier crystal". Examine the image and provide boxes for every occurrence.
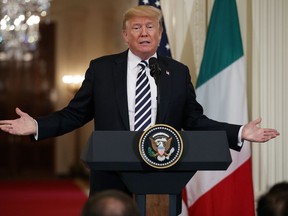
[0,0,51,61]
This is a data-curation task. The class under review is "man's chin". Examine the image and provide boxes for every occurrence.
[131,48,156,59]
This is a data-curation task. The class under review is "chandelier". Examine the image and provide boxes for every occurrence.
[0,0,51,61]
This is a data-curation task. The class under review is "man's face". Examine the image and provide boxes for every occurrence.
[123,16,162,60]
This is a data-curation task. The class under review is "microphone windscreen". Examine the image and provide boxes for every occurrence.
[149,57,157,67]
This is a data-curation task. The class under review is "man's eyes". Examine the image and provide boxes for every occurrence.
[132,25,155,31]
[132,26,141,30]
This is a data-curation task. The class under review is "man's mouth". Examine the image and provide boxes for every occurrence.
[139,41,150,44]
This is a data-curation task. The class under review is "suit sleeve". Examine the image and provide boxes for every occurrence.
[35,61,95,140]
[182,66,242,152]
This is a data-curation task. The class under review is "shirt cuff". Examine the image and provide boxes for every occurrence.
[237,125,244,147]
[33,119,39,140]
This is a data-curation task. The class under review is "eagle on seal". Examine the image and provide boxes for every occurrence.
[149,136,173,159]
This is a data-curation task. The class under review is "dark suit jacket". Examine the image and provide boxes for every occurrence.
[36,50,241,151]
[35,50,242,194]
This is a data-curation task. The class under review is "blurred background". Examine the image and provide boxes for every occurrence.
[0,0,287,207]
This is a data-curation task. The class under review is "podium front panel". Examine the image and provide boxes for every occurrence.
[81,130,232,171]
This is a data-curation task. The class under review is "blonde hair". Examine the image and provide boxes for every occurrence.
[122,5,163,31]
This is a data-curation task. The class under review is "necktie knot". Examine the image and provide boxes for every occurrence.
[138,60,148,71]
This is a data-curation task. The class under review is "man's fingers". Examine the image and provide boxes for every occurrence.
[263,132,279,137]
[252,117,262,125]
[0,120,12,125]
[263,129,280,136]
[0,108,35,136]
[0,125,13,133]
[0,120,17,128]
[258,130,280,142]
[15,107,27,117]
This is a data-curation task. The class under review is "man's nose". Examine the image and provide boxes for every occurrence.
[141,27,148,36]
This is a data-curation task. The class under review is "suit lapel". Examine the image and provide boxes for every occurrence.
[112,52,172,129]
[113,50,130,130]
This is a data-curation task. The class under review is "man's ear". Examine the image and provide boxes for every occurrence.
[122,30,128,43]
[158,29,163,41]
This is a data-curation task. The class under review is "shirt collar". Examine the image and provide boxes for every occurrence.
[127,50,157,70]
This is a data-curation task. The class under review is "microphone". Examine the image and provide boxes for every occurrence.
[149,57,161,85]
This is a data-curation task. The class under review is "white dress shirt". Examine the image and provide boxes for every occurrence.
[126,50,157,131]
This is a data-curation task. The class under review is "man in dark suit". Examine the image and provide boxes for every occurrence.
[0,4,279,211]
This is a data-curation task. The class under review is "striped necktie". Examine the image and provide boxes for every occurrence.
[134,60,151,131]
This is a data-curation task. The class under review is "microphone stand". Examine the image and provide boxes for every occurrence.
[154,71,160,124]
[149,57,161,124]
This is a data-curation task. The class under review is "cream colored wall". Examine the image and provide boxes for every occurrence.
[251,0,288,199]
[49,0,288,205]
[161,0,207,84]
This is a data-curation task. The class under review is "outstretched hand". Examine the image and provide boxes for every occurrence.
[0,107,37,136]
[242,118,280,143]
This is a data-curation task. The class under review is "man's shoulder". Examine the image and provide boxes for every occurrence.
[90,50,128,65]
[158,55,188,70]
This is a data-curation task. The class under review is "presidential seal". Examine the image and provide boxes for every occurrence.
[138,124,183,169]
